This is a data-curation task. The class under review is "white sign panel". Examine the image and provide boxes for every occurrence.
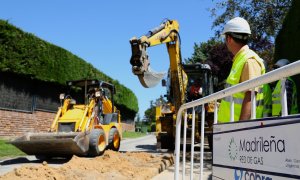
[213,116,300,180]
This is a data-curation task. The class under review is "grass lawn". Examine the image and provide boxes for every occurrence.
[122,131,147,139]
[0,139,25,159]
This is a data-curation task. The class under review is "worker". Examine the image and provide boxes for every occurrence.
[271,59,298,116]
[262,83,272,117]
[87,87,104,124]
[188,79,203,101]
[260,60,272,117]
[218,17,265,123]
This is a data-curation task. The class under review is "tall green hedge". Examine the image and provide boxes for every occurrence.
[0,20,138,119]
[274,0,300,61]
[274,0,300,108]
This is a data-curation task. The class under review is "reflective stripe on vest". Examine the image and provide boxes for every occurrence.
[218,47,265,123]
[223,87,264,106]
[272,78,298,116]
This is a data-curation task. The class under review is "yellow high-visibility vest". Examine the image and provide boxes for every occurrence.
[262,84,272,117]
[218,47,265,123]
[272,78,298,116]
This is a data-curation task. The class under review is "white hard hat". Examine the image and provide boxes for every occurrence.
[275,59,290,68]
[222,17,251,35]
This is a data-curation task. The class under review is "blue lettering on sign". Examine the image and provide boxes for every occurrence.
[234,169,244,180]
[234,169,272,180]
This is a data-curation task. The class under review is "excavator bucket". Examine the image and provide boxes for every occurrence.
[137,66,166,88]
[10,132,89,157]
[130,38,165,88]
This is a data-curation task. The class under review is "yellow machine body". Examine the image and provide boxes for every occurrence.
[11,79,122,157]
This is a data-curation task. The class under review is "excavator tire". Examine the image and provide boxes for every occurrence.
[88,129,106,157]
[108,128,120,151]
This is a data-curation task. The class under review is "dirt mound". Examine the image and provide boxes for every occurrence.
[0,150,173,180]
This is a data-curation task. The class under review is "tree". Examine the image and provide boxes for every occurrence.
[210,0,292,65]
[135,113,141,122]
[144,95,166,123]
[144,107,155,123]
[184,39,220,64]
[184,38,233,86]
[206,42,233,84]
[274,0,300,62]
[184,43,206,64]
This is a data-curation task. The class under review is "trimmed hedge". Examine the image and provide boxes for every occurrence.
[274,0,300,109]
[0,20,138,118]
[274,0,300,62]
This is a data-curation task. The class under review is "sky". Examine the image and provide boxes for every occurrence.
[0,0,217,119]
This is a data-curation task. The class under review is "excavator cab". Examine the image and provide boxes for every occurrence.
[184,63,214,101]
[10,79,122,158]
[183,64,216,149]
[164,63,214,104]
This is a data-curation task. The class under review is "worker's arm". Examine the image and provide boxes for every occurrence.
[239,91,252,120]
[239,59,262,120]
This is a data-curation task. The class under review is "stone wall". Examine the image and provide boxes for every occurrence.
[0,109,54,137]
[121,121,135,132]
[0,109,135,137]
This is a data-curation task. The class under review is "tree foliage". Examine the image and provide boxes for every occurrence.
[0,20,138,119]
[144,95,166,123]
[184,43,207,64]
[144,107,155,123]
[206,42,233,84]
[274,0,300,62]
[184,39,233,84]
[210,0,292,65]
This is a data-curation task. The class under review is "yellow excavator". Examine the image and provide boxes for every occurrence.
[130,19,215,149]
[11,79,122,157]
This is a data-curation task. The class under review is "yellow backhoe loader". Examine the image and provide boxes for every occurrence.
[10,79,122,157]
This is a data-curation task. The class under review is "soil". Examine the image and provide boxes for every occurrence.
[0,150,173,180]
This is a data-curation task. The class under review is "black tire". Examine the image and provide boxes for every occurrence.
[108,128,121,151]
[88,129,106,156]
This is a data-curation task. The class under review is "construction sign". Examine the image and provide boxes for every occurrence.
[213,115,300,180]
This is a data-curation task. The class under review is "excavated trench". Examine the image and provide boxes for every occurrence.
[0,150,174,180]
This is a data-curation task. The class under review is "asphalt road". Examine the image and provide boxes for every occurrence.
[120,133,157,152]
[0,134,159,176]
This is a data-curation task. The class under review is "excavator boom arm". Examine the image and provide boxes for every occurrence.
[129,20,187,109]
[130,20,179,75]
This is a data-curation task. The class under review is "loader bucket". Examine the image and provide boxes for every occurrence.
[10,132,89,157]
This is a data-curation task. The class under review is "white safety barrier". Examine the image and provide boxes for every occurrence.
[174,60,300,180]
